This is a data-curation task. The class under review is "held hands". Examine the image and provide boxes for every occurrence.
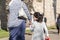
[29,20,32,25]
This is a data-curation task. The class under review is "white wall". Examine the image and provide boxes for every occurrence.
[56,0,60,13]
[33,0,55,26]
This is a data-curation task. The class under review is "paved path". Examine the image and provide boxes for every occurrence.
[49,30,60,40]
[0,30,60,40]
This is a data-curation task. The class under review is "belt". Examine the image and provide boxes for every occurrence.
[18,16,27,20]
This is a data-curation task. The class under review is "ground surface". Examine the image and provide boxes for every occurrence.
[0,30,60,40]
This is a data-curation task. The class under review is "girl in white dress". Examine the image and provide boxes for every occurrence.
[30,12,49,40]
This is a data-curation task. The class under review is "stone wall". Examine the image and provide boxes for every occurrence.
[56,0,60,14]
[6,0,60,27]
[33,0,43,14]
[45,0,55,26]
[33,0,56,26]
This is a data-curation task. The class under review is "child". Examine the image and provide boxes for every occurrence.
[30,12,49,40]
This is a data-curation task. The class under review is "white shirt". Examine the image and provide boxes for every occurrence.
[8,0,31,27]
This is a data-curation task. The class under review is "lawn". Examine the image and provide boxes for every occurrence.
[0,29,9,38]
[0,28,32,38]
[0,26,56,38]
[47,26,56,30]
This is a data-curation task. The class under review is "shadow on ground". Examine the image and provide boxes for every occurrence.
[48,30,58,34]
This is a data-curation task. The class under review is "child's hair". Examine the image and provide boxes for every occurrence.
[34,12,43,22]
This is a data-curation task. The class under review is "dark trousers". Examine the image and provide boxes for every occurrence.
[56,24,60,34]
[9,21,26,40]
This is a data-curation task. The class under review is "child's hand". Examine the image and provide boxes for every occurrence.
[45,36,50,40]
[29,20,32,25]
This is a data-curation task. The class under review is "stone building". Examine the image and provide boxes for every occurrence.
[33,0,60,26]
[5,0,60,27]
[56,0,60,14]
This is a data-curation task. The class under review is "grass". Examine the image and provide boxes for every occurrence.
[25,29,31,33]
[0,26,56,38]
[47,26,56,30]
[0,29,9,38]
[0,28,31,38]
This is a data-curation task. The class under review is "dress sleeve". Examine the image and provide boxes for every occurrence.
[43,22,49,36]
[30,22,35,32]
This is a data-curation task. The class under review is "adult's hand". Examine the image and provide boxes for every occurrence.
[29,20,32,25]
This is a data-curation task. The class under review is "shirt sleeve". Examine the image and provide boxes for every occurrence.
[43,22,49,36]
[22,2,31,20]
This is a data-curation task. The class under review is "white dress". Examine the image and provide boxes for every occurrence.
[31,21,49,40]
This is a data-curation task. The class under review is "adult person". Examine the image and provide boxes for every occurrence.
[8,0,31,40]
[56,14,60,34]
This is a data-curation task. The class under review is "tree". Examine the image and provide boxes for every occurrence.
[53,0,57,20]
[24,0,34,12]
[0,0,7,31]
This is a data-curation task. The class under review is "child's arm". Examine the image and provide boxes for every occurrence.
[43,22,49,37]
[30,23,35,32]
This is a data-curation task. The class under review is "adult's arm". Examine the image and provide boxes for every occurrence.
[22,2,31,20]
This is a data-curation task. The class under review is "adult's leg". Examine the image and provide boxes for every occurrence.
[16,20,26,40]
[16,25,22,40]
[59,27,60,33]
[21,21,26,40]
[56,24,59,34]
[9,27,20,40]
[9,27,14,40]
[58,28,59,34]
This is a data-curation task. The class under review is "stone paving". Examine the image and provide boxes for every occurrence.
[0,30,60,40]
